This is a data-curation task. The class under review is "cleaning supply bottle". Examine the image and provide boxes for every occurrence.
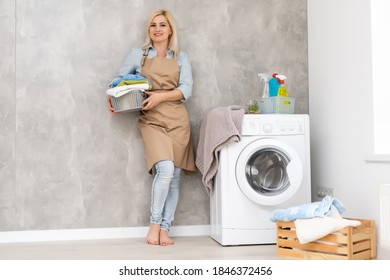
[269,73,280,97]
[258,73,270,99]
[275,74,288,97]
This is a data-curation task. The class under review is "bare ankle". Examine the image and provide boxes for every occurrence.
[159,229,174,246]
[146,223,161,245]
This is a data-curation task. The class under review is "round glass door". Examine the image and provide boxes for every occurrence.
[236,138,303,206]
[245,148,291,196]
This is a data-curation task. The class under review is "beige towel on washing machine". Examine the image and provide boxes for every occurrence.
[195,106,245,194]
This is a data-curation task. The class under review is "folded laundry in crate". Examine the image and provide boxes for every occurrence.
[270,195,346,222]
[272,196,361,244]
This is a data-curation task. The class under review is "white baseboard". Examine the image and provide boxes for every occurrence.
[0,225,210,244]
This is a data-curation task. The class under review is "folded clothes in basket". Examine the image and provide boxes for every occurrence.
[116,79,152,89]
[107,74,152,113]
[110,74,152,88]
[107,84,149,98]
[107,74,152,98]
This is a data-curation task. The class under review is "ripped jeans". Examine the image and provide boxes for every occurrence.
[150,160,182,231]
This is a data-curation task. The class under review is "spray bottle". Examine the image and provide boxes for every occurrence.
[269,73,280,97]
[258,73,271,99]
[275,74,288,97]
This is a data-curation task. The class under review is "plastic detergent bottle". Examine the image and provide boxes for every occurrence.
[275,74,288,97]
[258,73,270,99]
[269,73,280,97]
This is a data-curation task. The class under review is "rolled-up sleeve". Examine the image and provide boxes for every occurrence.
[177,52,193,101]
[109,48,143,87]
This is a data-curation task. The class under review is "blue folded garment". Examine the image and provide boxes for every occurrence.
[111,74,150,88]
[270,196,346,222]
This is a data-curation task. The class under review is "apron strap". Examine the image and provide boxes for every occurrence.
[141,47,150,66]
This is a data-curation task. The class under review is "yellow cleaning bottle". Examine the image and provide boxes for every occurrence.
[276,75,288,97]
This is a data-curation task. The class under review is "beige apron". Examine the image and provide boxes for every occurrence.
[139,50,196,174]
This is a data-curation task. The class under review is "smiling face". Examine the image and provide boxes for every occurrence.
[149,15,172,46]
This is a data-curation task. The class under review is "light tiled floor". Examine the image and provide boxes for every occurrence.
[0,236,277,260]
[0,236,389,260]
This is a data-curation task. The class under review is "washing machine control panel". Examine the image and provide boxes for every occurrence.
[241,115,305,136]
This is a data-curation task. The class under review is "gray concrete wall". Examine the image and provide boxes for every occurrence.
[0,0,308,231]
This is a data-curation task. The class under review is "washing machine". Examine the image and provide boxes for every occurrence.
[210,114,311,246]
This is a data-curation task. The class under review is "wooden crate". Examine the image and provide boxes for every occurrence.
[276,218,376,260]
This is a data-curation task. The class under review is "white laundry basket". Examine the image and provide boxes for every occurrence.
[109,89,146,113]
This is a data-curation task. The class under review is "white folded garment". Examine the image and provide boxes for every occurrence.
[106,84,149,98]
[294,206,361,244]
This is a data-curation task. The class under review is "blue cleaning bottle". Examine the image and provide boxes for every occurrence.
[269,73,280,97]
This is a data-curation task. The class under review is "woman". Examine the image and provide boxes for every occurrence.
[108,9,196,246]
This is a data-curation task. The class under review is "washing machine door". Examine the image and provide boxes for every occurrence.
[235,138,303,206]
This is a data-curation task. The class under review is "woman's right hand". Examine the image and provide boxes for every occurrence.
[107,96,119,115]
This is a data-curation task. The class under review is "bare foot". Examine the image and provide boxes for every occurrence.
[146,224,160,245]
[159,229,174,246]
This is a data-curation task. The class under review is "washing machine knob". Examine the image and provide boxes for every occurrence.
[262,123,273,133]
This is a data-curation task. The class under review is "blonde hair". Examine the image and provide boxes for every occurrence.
[143,9,179,58]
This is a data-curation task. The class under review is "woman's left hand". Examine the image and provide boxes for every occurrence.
[141,89,184,110]
[141,91,164,110]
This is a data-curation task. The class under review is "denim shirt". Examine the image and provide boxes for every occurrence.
[110,47,193,101]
